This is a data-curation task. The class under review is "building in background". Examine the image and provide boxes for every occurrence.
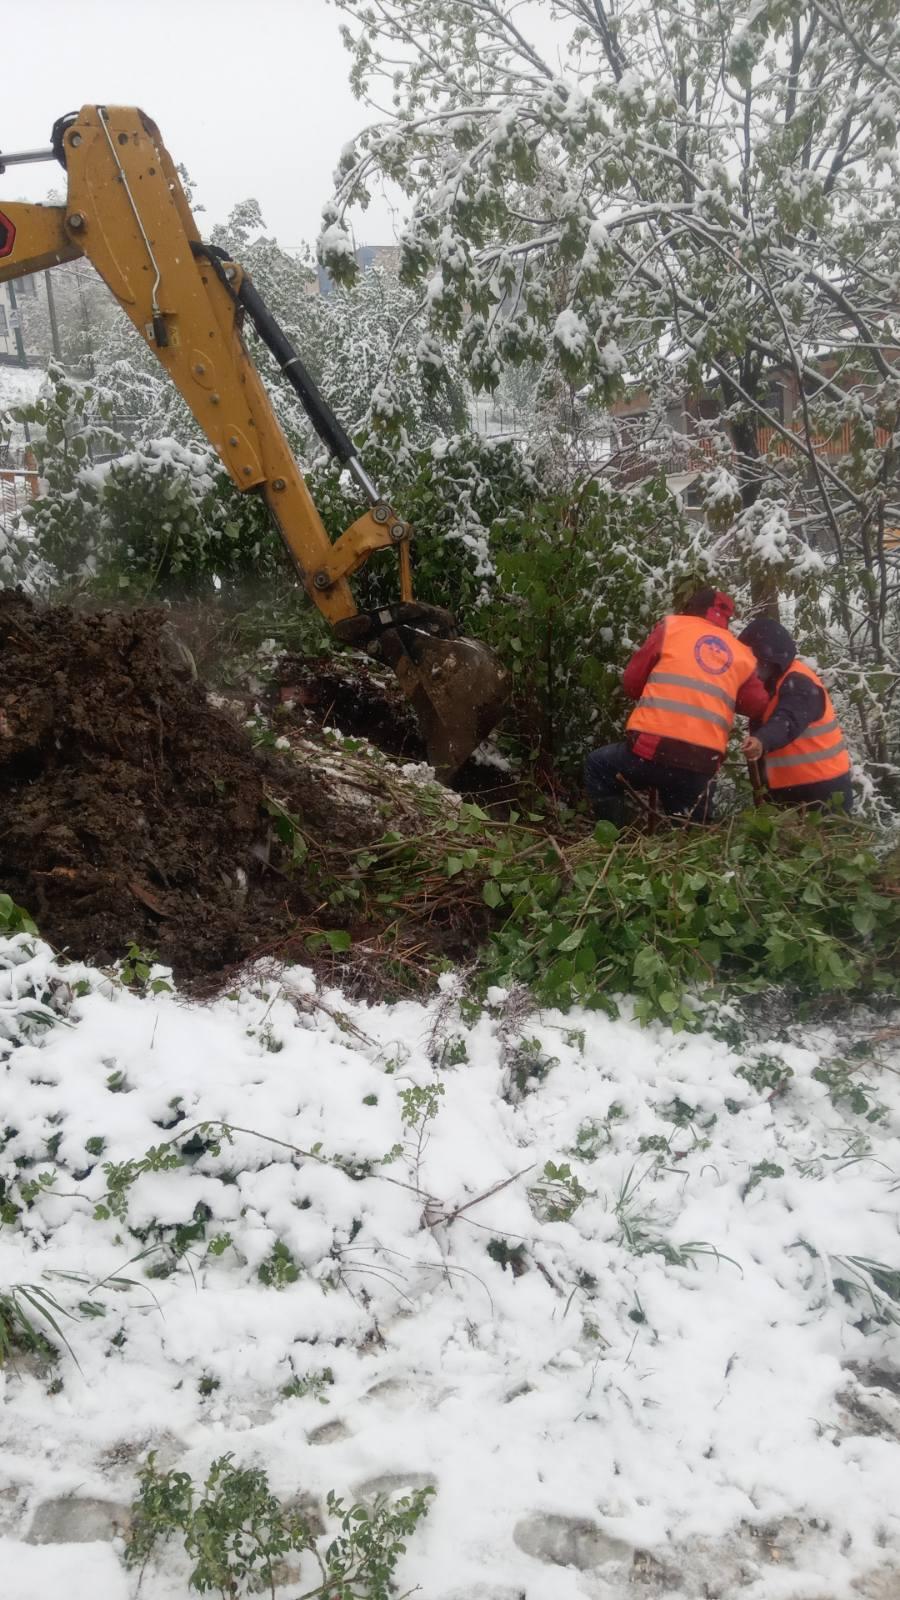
[315,244,400,296]
[602,359,892,535]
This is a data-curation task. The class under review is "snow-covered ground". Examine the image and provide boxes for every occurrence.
[1,935,899,1600]
[0,365,44,415]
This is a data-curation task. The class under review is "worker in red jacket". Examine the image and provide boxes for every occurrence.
[739,618,853,812]
[585,588,770,825]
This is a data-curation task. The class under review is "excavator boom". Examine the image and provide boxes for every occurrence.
[0,106,507,776]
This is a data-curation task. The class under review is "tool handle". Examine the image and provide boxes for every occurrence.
[747,757,765,807]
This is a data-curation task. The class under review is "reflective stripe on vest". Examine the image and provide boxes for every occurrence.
[626,615,758,756]
[636,696,732,734]
[762,661,851,788]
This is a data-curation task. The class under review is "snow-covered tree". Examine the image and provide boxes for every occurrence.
[311,267,469,456]
[323,0,900,790]
[93,199,466,465]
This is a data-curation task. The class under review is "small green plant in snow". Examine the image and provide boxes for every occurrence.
[504,1036,559,1098]
[737,1054,794,1096]
[281,1366,335,1402]
[743,1159,785,1196]
[528,1160,588,1222]
[398,1083,445,1129]
[94,1144,184,1224]
[812,1060,886,1122]
[0,1284,68,1366]
[434,1034,469,1068]
[125,1451,434,1600]
[120,943,173,994]
[257,1240,300,1289]
[571,1104,625,1160]
[0,1169,57,1227]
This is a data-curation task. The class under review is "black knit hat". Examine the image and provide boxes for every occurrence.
[739,617,797,673]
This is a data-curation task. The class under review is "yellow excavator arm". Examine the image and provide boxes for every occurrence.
[0,106,507,776]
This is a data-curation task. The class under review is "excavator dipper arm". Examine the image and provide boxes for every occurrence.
[0,105,508,776]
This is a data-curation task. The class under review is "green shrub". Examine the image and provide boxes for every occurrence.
[479,476,708,773]
[478,807,900,1023]
[17,364,120,579]
[96,446,284,600]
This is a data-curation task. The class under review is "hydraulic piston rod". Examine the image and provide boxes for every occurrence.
[0,148,56,171]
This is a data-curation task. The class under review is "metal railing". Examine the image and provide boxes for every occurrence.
[0,447,39,539]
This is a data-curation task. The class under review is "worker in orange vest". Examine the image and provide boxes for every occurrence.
[585,588,769,825]
[739,619,853,812]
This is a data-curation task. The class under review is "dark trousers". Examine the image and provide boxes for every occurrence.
[584,742,715,824]
[770,773,854,814]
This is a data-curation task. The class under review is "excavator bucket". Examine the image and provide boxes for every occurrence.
[350,606,509,779]
[402,633,510,780]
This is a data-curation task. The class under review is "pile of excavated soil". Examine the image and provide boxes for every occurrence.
[0,593,518,992]
[0,593,317,978]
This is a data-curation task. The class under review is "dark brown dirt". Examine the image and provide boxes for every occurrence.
[0,592,314,978]
[271,652,424,759]
[268,651,526,811]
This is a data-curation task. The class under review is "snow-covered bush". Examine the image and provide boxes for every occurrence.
[97,443,281,600]
[15,363,121,582]
[308,266,469,452]
[14,368,286,600]
[0,417,45,592]
[308,431,543,621]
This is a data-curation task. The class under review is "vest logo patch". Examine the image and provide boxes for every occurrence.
[694,634,734,676]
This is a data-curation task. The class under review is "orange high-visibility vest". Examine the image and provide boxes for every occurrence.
[762,661,850,788]
[626,615,758,756]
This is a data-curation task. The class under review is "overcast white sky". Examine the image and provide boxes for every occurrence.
[1,0,397,252]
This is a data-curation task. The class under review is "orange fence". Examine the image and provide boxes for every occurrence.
[756,422,891,458]
[0,447,39,495]
[611,421,894,488]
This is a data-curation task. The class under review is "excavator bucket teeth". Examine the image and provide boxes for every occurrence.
[389,632,510,780]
